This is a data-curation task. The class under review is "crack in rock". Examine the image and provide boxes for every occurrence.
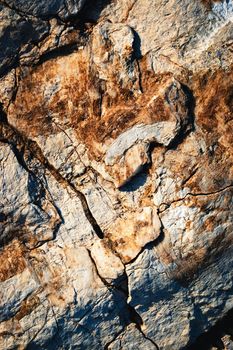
[158,184,233,213]
[0,117,104,239]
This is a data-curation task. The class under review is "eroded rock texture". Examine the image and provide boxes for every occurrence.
[0,0,233,349]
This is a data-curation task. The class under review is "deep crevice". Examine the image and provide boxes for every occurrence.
[87,248,156,349]
[137,327,160,349]
[0,116,104,239]
[104,328,126,350]
[184,307,233,350]
[158,184,233,213]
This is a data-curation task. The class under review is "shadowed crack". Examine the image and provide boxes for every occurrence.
[34,28,90,67]
[137,328,160,349]
[180,166,199,186]
[25,302,50,349]
[50,304,65,349]
[88,248,159,349]
[0,117,104,239]
[0,0,49,20]
[158,184,233,213]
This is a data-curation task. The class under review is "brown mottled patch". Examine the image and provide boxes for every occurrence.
[201,0,223,7]
[139,183,154,207]
[160,67,233,195]
[172,229,233,285]
[102,208,161,263]
[136,221,149,229]
[0,240,27,282]
[7,46,178,160]
[146,96,171,122]
[193,68,233,135]
[73,70,175,157]
[15,295,40,321]
[172,247,207,283]
[201,215,216,231]
[47,293,66,307]
[185,220,192,230]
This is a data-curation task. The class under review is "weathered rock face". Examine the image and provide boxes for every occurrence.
[0,0,233,349]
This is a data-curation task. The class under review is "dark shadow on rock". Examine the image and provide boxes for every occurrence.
[26,342,42,350]
[24,0,113,68]
[118,165,149,192]
[0,0,112,77]
[35,42,82,67]
[131,28,142,59]
[118,141,158,192]
[167,83,196,151]
[74,0,112,23]
[0,16,49,78]
[28,173,46,206]
[0,103,8,122]
[187,303,210,346]
[184,308,233,350]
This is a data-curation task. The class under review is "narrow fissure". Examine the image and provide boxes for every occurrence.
[99,215,161,350]
[137,326,160,349]
[0,118,104,239]
[158,184,233,213]
[87,248,158,349]
[87,249,111,288]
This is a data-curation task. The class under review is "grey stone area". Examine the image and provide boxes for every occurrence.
[1,0,87,18]
[0,4,49,75]
[0,0,233,349]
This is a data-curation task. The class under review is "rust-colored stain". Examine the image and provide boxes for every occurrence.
[201,0,223,8]
[15,295,40,321]
[8,49,176,160]
[193,68,233,135]
[0,240,27,282]
[6,39,233,196]
[172,247,207,282]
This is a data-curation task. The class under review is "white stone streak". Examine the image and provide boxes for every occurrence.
[105,122,177,166]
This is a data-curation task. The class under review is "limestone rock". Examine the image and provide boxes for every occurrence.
[0,0,233,349]
[108,324,156,350]
[4,0,87,19]
[0,143,61,248]
[0,4,49,76]
[105,207,161,263]
[104,77,191,187]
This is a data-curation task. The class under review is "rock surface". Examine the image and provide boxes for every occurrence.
[0,0,233,349]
